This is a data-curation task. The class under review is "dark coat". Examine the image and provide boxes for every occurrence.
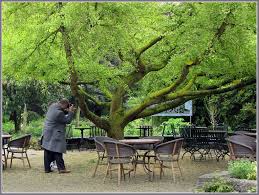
[41,103,74,153]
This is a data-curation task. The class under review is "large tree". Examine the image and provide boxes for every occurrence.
[2,2,256,138]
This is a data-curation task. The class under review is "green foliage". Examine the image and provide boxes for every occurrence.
[2,121,15,133]
[247,187,257,193]
[29,137,42,150]
[124,118,152,136]
[161,118,190,135]
[27,111,41,122]
[228,160,257,180]
[2,2,256,137]
[199,177,235,192]
[23,118,45,137]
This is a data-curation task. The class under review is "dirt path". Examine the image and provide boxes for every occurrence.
[2,149,228,192]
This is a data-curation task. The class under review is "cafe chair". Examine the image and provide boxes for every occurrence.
[7,134,32,168]
[226,135,256,161]
[103,140,137,186]
[153,138,184,182]
[92,136,118,177]
[141,136,164,166]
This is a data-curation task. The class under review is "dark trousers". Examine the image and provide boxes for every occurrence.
[44,149,65,171]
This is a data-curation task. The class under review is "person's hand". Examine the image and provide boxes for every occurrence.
[68,104,76,112]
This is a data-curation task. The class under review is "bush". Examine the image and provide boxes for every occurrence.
[161,118,190,135]
[29,137,42,150]
[124,118,152,136]
[27,111,41,122]
[23,118,45,137]
[2,121,15,133]
[228,160,257,180]
[199,177,235,192]
[247,187,257,193]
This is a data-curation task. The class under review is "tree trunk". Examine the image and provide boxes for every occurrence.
[10,111,21,133]
[107,125,124,140]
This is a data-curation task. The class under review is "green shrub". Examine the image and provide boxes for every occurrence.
[247,187,257,193]
[161,118,190,135]
[2,121,15,133]
[27,111,41,122]
[200,177,235,192]
[228,160,257,180]
[29,137,42,150]
[23,118,45,137]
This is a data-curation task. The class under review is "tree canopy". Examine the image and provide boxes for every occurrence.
[2,2,256,138]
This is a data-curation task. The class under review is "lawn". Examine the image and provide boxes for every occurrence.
[2,149,228,192]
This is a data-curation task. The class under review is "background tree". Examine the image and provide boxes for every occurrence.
[2,79,70,132]
[2,2,256,138]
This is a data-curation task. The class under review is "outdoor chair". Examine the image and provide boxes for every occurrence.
[103,140,137,186]
[7,134,32,168]
[139,136,164,166]
[226,134,256,161]
[92,136,118,177]
[153,138,184,182]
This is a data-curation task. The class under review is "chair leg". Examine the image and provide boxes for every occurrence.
[171,162,176,182]
[118,164,121,186]
[177,161,183,177]
[21,153,25,167]
[121,164,126,181]
[92,157,100,177]
[152,160,156,180]
[103,163,110,183]
[159,162,163,179]
[3,149,7,169]
[133,161,137,178]
[10,153,14,168]
[25,152,31,168]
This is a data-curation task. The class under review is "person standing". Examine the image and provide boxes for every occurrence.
[41,98,75,174]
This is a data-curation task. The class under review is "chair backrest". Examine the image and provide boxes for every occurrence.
[227,134,256,150]
[94,136,118,152]
[154,138,184,159]
[103,140,136,159]
[8,134,31,149]
[226,135,256,160]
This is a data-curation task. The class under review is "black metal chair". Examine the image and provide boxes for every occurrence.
[92,136,118,177]
[226,134,256,161]
[7,134,32,168]
[103,140,137,186]
[153,138,184,182]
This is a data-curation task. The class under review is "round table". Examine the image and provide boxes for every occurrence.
[120,138,161,181]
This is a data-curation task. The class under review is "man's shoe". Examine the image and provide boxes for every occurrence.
[59,169,71,174]
[45,170,53,173]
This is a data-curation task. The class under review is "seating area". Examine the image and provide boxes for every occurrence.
[2,133,32,169]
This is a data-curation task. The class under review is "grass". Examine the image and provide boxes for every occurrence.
[2,149,229,192]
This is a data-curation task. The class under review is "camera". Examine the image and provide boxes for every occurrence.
[67,103,72,109]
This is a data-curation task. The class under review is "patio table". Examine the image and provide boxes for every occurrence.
[2,134,12,169]
[120,138,161,181]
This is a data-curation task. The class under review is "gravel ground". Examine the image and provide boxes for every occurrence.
[2,149,228,192]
